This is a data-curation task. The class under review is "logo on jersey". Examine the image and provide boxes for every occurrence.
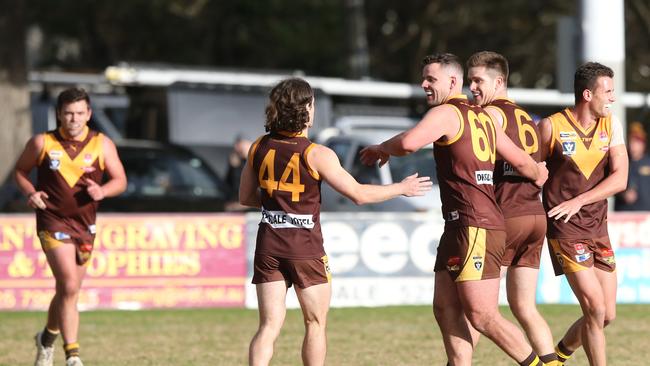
[503,162,520,177]
[446,210,459,221]
[562,141,576,156]
[474,170,493,185]
[261,209,315,229]
[574,243,586,255]
[447,257,461,272]
[49,159,61,170]
[49,150,63,159]
[473,255,483,271]
[559,131,577,140]
[599,131,609,142]
[83,153,94,165]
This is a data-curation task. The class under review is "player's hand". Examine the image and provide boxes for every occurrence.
[359,144,390,167]
[547,196,585,223]
[534,161,548,187]
[400,173,433,197]
[85,178,105,201]
[27,191,48,210]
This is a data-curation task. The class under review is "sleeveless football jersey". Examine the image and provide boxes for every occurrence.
[543,108,617,238]
[36,127,105,243]
[251,131,324,259]
[434,95,504,230]
[489,98,544,218]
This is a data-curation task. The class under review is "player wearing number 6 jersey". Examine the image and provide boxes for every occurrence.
[239,78,433,366]
[360,53,548,366]
[466,51,558,365]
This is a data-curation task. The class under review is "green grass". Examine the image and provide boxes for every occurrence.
[1,304,648,365]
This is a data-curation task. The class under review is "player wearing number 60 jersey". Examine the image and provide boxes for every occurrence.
[466,51,557,365]
[360,53,548,366]
[239,78,432,366]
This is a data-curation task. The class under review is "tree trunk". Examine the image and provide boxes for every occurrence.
[0,0,32,182]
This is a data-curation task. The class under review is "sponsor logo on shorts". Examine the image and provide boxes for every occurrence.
[559,131,577,140]
[574,243,586,255]
[575,253,591,263]
[601,248,615,265]
[53,231,71,240]
[474,170,493,185]
[562,141,576,156]
[261,209,315,229]
[88,224,97,234]
[447,257,461,272]
[473,255,483,271]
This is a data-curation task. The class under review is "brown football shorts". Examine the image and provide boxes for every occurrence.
[547,236,616,276]
[502,215,547,268]
[434,226,506,282]
[252,254,331,289]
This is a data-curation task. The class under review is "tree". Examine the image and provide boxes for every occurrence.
[0,0,31,182]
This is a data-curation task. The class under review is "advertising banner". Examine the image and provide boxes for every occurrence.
[0,214,246,310]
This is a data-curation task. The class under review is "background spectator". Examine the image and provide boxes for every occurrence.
[616,121,650,211]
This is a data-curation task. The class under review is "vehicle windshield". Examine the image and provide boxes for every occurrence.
[389,149,437,184]
[121,148,225,198]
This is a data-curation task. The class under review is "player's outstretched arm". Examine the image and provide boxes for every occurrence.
[14,134,48,209]
[359,105,459,167]
[309,144,432,205]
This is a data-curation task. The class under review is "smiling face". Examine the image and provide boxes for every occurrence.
[586,76,615,118]
[57,100,92,139]
[421,63,456,106]
[468,66,503,106]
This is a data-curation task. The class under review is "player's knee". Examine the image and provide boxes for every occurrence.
[56,280,81,298]
[603,313,616,327]
[583,302,606,324]
[465,310,494,334]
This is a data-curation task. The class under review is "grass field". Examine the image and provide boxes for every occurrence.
[1,304,648,365]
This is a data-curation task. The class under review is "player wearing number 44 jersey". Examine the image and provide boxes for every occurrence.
[239,78,432,366]
[467,51,558,365]
[360,53,548,366]
[539,62,628,366]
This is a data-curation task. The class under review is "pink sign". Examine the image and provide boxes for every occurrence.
[0,214,246,310]
[608,212,650,249]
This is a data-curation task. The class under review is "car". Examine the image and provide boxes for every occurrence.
[0,139,231,213]
[316,116,441,212]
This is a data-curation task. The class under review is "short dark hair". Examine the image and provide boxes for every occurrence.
[421,53,463,75]
[574,62,614,104]
[466,51,509,83]
[56,87,91,112]
[265,78,314,133]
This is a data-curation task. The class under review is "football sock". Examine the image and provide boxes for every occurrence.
[555,340,573,364]
[41,327,59,347]
[519,352,542,366]
[64,342,80,359]
[540,352,559,365]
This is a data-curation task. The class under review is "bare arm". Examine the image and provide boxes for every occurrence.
[538,117,553,161]
[494,125,546,185]
[547,144,628,222]
[238,158,261,208]
[14,135,48,209]
[309,145,432,205]
[359,105,460,166]
[88,136,127,200]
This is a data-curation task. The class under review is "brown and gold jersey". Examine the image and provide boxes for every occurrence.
[251,131,324,259]
[489,98,544,218]
[36,127,105,242]
[543,108,621,238]
[434,95,504,230]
